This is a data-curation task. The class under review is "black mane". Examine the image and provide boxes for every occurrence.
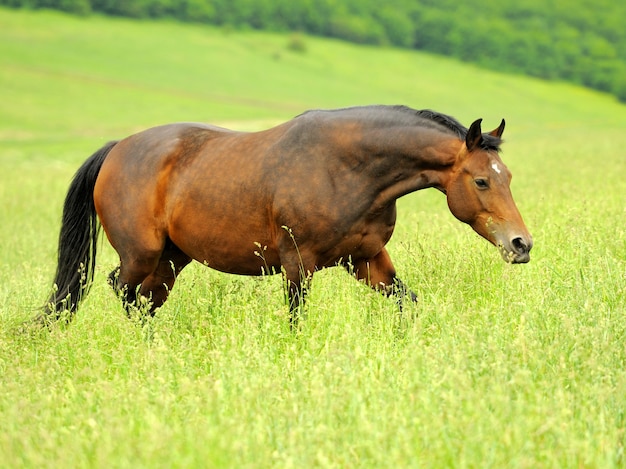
[412,108,466,139]
[410,107,502,151]
[298,105,502,151]
[383,105,502,151]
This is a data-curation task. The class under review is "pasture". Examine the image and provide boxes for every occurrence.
[1,8,625,468]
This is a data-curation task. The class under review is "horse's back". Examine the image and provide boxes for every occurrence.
[92,116,395,277]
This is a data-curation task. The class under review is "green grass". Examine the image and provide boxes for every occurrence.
[1,7,626,468]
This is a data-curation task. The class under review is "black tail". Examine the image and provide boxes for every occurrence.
[41,141,118,322]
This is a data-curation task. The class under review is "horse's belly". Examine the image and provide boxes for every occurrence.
[199,243,282,276]
[168,215,281,276]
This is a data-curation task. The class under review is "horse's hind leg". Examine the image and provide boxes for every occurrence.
[347,247,417,310]
[108,251,162,315]
[136,244,191,313]
[109,243,191,315]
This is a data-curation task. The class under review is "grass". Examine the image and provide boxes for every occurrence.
[1,7,626,468]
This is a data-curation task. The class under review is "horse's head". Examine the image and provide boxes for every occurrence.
[444,118,533,263]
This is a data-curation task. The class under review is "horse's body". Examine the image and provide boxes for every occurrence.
[43,105,532,324]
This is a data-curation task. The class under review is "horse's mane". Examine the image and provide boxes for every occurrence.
[298,105,502,151]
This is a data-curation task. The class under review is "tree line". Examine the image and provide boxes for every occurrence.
[3,0,626,102]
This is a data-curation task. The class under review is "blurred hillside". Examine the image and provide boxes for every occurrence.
[2,0,626,101]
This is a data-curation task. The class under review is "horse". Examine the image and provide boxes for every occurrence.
[40,105,532,326]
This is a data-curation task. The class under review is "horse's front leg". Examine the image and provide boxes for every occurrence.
[347,247,418,311]
[280,251,314,330]
[285,273,309,330]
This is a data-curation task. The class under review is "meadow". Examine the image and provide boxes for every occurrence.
[1,8,625,468]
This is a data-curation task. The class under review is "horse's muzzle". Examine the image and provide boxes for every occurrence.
[503,235,533,264]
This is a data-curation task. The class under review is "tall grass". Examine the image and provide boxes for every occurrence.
[1,8,625,468]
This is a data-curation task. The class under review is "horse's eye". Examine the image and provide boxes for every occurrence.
[475,178,489,189]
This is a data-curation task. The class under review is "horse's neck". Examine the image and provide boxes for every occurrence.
[350,124,460,194]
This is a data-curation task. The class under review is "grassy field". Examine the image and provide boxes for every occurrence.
[1,7,625,468]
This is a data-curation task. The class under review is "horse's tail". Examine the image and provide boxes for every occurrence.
[41,141,119,322]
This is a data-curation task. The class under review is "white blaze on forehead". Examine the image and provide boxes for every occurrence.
[491,162,502,174]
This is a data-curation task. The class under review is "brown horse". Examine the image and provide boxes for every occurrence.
[42,105,532,325]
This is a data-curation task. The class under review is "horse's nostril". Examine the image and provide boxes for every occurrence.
[512,237,529,254]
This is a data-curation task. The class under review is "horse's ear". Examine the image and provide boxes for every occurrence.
[489,119,505,138]
[466,118,483,151]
